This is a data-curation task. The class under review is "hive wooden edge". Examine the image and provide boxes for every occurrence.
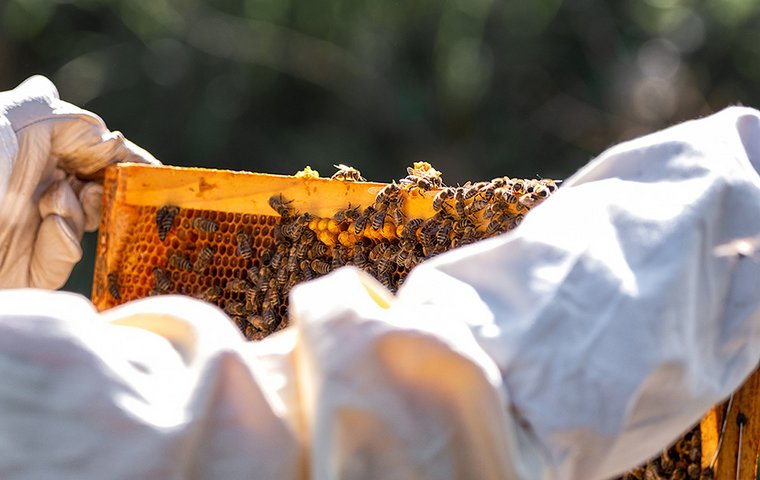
[104,162,437,219]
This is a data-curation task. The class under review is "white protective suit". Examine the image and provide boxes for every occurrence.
[0,75,759,480]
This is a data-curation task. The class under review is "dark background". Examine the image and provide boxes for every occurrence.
[1,0,759,296]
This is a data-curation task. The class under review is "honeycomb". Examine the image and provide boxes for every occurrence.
[92,162,726,479]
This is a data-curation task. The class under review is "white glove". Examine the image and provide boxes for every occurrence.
[0,107,758,480]
[0,75,160,289]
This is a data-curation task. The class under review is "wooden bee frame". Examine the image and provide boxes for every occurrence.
[92,163,437,312]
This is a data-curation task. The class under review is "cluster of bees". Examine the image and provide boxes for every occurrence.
[618,427,710,480]
[234,163,559,339]
[106,162,560,340]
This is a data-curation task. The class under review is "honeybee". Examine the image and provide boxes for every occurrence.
[461,224,479,243]
[511,179,526,196]
[226,278,251,293]
[402,218,424,239]
[281,222,304,240]
[491,176,508,188]
[264,286,280,309]
[354,205,374,235]
[378,271,394,291]
[107,271,120,300]
[331,164,367,182]
[406,252,424,269]
[389,204,405,226]
[300,228,316,243]
[659,448,674,473]
[370,207,387,231]
[375,182,400,205]
[246,314,266,330]
[194,245,215,273]
[269,194,295,218]
[477,183,496,201]
[352,248,371,269]
[156,204,179,241]
[311,259,331,275]
[152,267,173,292]
[265,277,279,297]
[368,243,387,262]
[532,184,550,200]
[271,225,288,244]
[193,216,219,233]
[245,287,258,310]
[225,300,246,316]
[236,231,252,259]
[328,244,344,267]
[395,247,410,266]
[276,266,289,288]
[466,199,489,216]
[246,266,259,283]
[435,221,452,247]
[412,176,433,193]
[269,249,285,270]
[287,272,299,290]
[482,202,499,220]
[432,188,453,213]
[168,251,193,271]
[539,178,561,193]
[293,238,311,260]
[300,259,315,280]
[486,215,507,235]
[262,306,278,329]
[518,193,538,209]
[334,203,361,223]
[454,188,466,218]
[309,242,329,258]
[296,212,314,224]
[376,246,396,274]
[196,285,222,303]
[452,217,473,237]
[417,221,438,256]
[500,191,522,212]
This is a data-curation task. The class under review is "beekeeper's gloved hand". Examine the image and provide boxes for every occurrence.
[0,75,160,289]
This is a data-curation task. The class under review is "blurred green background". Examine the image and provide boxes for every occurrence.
[2,0,759,296]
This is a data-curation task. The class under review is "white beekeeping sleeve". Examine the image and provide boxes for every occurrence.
[397,105,760,478]
[0,106,758,480]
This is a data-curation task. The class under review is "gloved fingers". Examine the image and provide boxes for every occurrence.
[38,177,86,239]
[29,214,84,290]
[78,182,103,232]
[32,178,86,289]
[51,115,161,178]
[66,174,103,231]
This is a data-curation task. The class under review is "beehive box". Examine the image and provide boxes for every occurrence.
[91,162,753,479]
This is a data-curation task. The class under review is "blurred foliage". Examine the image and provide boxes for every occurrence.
[1,0,759,296]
